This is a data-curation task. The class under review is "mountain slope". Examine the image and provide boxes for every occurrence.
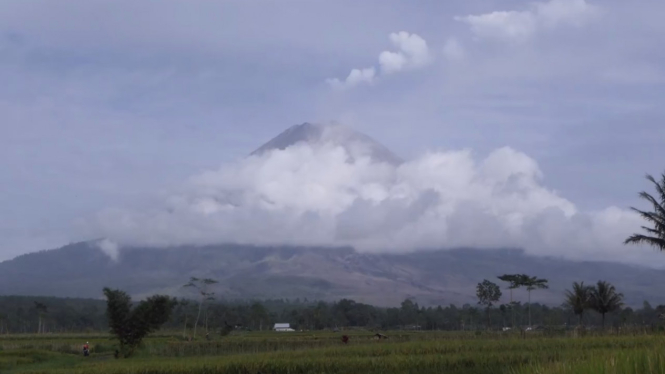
[250,122,403,166]
[3,122,662,308]
[1,243,663,307]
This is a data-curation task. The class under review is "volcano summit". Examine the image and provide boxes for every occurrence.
[250,122,403,166]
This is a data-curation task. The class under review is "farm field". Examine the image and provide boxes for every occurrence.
[1,330,665,374]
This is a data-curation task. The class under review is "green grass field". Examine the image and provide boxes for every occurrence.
[1,330,664,374]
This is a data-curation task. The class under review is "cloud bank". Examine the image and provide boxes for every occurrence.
[88,135,657,267]
[455,0,599,43]
[326,31,431,89]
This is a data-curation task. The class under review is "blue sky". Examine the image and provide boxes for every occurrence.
[1,0,664,263]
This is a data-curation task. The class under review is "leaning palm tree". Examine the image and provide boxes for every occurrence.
[564,282,592,326]
[521,275,549,328]
[624,173,665,251]
[589,280,624,328]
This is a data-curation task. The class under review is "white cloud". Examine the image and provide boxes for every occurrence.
[455,0,599,43]
[87,137,661,267]
[379,31,431,74]
[378,51,408,75]
[326,67,376,90]
[327,31,431,88]
[95,238,120,261]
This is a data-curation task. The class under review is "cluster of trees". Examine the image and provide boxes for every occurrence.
[475,276,625,329]
[565,281,623,327]
[0,296,105,333]
[476,274,549,328]
[4,294,665,336]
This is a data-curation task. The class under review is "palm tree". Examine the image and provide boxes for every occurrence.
[564,282,592,326]
[521,275,549,328]
[183,277,218,338]
[498,274,522,327]
[624,173,665,251]
[589,280,624,328]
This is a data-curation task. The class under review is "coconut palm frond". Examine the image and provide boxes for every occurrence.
[626,173,665,251]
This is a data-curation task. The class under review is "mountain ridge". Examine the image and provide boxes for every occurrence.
[1,242,663,308]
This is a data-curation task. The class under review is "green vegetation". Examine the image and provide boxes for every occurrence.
[1,330,665,373]
[564,282,592,326]
[103,288,176,357]
[4,293,665,335]
[183,277,218,338]
[624,172,665,251]
[476,279,502,328]
[589,281,624,328]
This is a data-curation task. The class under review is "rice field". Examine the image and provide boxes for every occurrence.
[1,330,664,374]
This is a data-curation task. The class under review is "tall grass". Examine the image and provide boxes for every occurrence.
[2,331,665,374]
[512,349,665,374]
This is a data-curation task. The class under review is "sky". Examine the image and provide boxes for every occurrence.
[1,0,664,265]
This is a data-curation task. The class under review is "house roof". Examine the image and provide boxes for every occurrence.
[274,323,290,328]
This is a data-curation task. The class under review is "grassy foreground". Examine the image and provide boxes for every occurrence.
[1,331,664,374]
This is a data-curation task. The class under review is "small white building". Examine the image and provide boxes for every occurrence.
[273,323,295,332]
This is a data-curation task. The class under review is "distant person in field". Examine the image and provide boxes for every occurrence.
[83,342,90,356]
[341,335,349,344]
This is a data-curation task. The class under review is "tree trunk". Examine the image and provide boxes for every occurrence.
[204,308,209,334]
[487,307,491,329]
[183,315,187,338]
[602,313,605,329]
[510,288,514,328]
[528,290,532,327]
[194,300,203,338]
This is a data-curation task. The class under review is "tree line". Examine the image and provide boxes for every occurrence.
[2,293,665,334]
[476,276,624,329]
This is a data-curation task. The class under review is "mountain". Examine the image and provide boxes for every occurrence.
[2,122,664,308]
[250,122,403,166]
[0,242,663,307]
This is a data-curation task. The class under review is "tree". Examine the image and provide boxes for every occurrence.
[589,281,624,328]
[497,274,524,327]
[33,302,48,334]
[522,275,548,327]
[103,288,175,357]
[183,277,218,338]
[250,302,269,331]
[0,313,7,334]
[499,304,508,327]
[476,280,502,328]
[176,299,191,338]
[564,282,592,326]
[624,173,665,251]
